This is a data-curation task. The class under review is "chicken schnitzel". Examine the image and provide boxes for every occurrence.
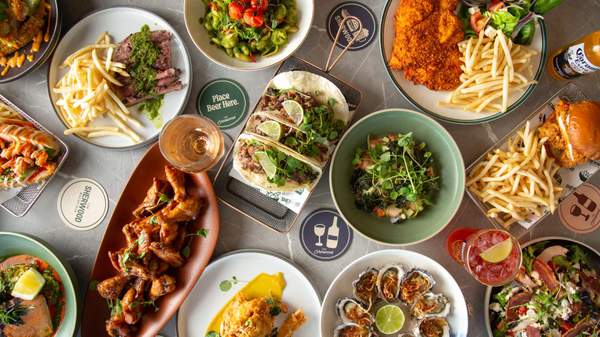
[389,0,464,91]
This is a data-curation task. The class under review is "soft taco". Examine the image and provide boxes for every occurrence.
[245,112,331,166]
[257,71,351,145]
[233,133,322,192]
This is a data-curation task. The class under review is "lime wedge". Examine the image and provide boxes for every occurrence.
[375,304,405,334]
[257,120,282,140]
[282,100,304,125]
[254,151,277,179]
[11,268,46,301]
[480,238,513,263]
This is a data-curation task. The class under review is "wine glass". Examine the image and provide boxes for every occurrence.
[314,224,326,247]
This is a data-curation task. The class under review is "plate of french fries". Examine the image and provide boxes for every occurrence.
[465,83,600,236]
[381,4,546,125]
[47,7,192,149]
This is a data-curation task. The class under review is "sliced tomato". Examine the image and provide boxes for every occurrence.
[470,12,488,33]
[251,0,268,11]
[228,1,244,20]
[243,8,264,28]
[488,1,505,11]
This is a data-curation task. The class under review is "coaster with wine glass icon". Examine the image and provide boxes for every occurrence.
[300,209,353,261]
[559,183,600,234]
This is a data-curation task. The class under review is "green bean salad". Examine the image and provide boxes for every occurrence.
[201,0,298,61]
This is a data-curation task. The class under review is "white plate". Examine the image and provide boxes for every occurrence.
[321,249,468,337]
[48,7,192,149]
[184,0,314,71]
[177,250,321,337]
[380,0,547,124]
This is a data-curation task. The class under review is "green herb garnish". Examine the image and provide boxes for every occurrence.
[129,24,160,96]
[0,301,28,326]
[139,94,164,128]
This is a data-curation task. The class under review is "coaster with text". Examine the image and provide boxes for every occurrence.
[197,78,249,129]
[57,178,109,231]
[327,1,377,51]
[559,183,600,234]
[300,209,352,261]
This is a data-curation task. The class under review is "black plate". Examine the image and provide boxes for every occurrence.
[0,0,61,83]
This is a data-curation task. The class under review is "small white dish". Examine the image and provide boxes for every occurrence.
[321,249,469,337]
[380,0,546,124]
[47,6,192,149]
[184,0,314,71]
[177,250,321,337]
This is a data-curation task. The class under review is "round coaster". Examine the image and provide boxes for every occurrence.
[559,183,600,234]
[300,209,353,261]
[327,1,377,51]
[197,78,249,130]
[57,178,109,231]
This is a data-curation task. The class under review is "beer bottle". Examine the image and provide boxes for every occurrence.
[548,31,600,80]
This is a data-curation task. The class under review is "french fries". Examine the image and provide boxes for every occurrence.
[439,28,537,113]
[53,32,141,143]
[467,122,564,228]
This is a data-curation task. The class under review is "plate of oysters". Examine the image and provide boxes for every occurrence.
[320,249,468,337]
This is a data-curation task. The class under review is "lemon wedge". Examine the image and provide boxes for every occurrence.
[479,239,513,263]
[254,151,277,179]
[11,268,46,301]
[257,121,282,140]
[282,100,304,126]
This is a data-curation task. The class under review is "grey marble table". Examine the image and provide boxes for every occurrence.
[1,0,599,336]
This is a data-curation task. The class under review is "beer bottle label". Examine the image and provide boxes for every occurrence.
[553,43,600,79]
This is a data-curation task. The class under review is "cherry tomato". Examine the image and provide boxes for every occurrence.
[228,1,244,20]
[243,8,265,28]
[251,0,269,11]
[488,1,505,12]
[470,12,488,33]
[559,320,574,332]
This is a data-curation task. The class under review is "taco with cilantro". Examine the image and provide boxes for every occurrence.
[233,133,322,192]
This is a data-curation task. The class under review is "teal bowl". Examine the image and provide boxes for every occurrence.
[0,232,78,337]
[330,109,465,245]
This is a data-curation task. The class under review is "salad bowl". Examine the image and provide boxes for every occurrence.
[184,0,314,70]
[329,109,465,245]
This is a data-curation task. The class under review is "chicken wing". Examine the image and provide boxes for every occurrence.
[165,165,187,202]
[149,274,176,300]
[132,178,172,218]
[149,242,184,267]
[97,275,129,300]
[160,197,202,223]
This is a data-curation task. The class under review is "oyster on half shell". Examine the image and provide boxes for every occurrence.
[352,268,379,309]
[400,269,435,304]
[336,297,374,326]
[377,264,404,302]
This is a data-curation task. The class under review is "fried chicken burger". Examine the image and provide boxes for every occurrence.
[538,100,600,168]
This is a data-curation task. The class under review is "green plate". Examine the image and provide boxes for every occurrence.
[0,232,79,337]
[329,109,465,245]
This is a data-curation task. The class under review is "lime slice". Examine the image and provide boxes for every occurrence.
[257,121,282,140]
[480,238,513,263]
[282,100,304,125]
[11,268,46,301]
[375,304,405,334]
[254,151,277,179]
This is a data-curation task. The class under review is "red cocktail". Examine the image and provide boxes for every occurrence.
[447,228,521,286]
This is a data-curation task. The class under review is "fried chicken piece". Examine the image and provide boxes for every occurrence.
[149,242,184,267]
[149,274,176,300]
[160,197,202,223]
[165,165,187,202]
[132,178,172,218]
[97,275,129,300]
[106,314,134,337]
[220,295,275,337]
[121,285,145,325]
[389,0,464,91]
[277,309,307,337]
[148,256,170,277]
[158,216,179,245]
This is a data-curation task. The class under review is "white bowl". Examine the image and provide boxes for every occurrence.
[184,0,314,71]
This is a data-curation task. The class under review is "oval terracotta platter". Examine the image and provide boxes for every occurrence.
[81,142,220,337]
